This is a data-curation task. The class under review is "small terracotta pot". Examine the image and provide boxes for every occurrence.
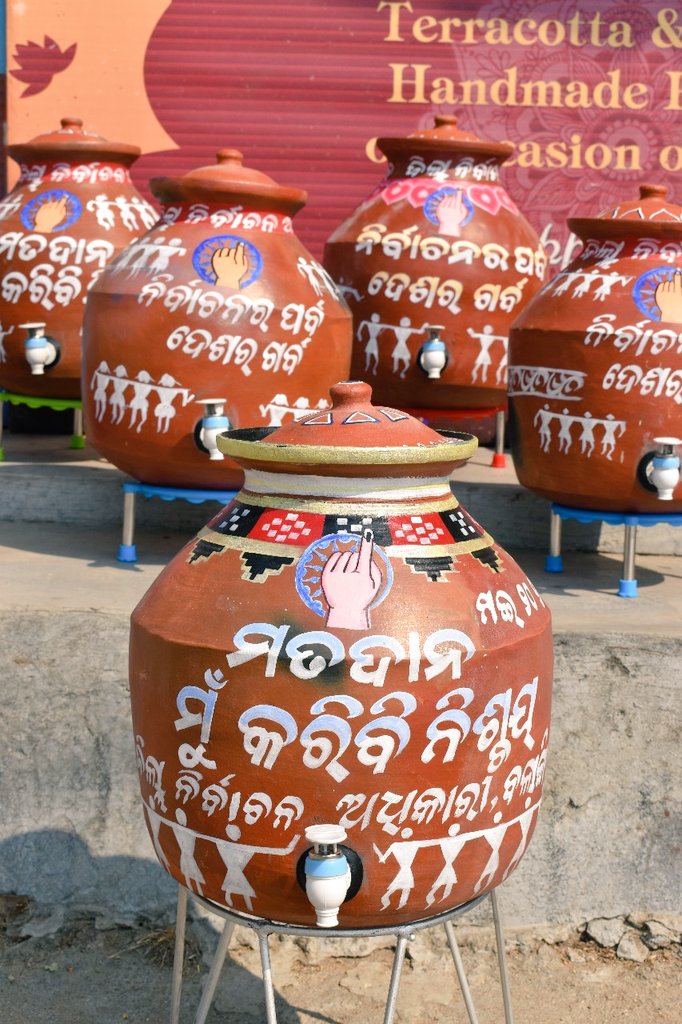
[324,116,546,412]
[509,184,682,512]
[82,150,352,488]
[129,380,553,928]
[0,117,157,399]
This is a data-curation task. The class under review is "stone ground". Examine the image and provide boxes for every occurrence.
[1,899,680,1023]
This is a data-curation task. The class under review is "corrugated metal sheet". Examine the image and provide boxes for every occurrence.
[136,0,482,256]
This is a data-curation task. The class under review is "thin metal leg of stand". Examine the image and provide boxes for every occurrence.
[619,523,638,597]
[71,406,85,448]
[545,509,563,572]
[193,919,236,1024]
[0,397,4,460]
[258,930,279,1024]
[444,920,480,1024]
[170,885,188,1024]
[118,489,138,561]
[490,889,514,1024]
[492,409,507,468]
[383,933,409,1024]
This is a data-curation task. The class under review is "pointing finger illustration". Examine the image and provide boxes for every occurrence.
[354,528,375,573]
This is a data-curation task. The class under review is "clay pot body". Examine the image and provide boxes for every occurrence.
[323,117,547,412]
[509,185,682,512]
[82,150,352,488]
[130,381,552,929]
[0,117,157,399]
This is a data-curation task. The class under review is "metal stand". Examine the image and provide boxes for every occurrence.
[491,409,507,470]
[545,503,682,598]
[118,480,238,562]
[170,885,514,1024]
[0,390,84,460]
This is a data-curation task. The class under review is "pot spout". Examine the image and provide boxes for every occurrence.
[648,437,682,501]
[21,322,60,375]
[418,325,448,379]
[196,399,230,460]
[303,825,352,928]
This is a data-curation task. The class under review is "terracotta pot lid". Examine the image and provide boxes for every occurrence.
[568,183,682,240]
[218,380,477,477]
[8,116,141,167]
[378,114,513,166]
[150,148,307,214]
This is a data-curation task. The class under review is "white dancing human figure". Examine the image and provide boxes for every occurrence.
[214,838,259,912]
[375,840,422,910]
[114,196,140,232]
[170,808,205,895]
[469,325,496,383]
[552,270,582,296]
[110,365,129,424]
[261,393,290,427]
[495,338,509,386]
[473,821,508,894]
[557,409,574,453]
[91,361,111,420]
[87,194,116,231]
[149,237,186,275]
[390,316,421,379]
[600,414,625,460]
[578,412,596,456]
[128,370,154,432]
[594,271,631,301]
[144,804,171,871]
[573,272,597,298]
[154,373,183,433]
[0,321,14,362]
[292,397,311,419]
[131,194,158,230]
[357,312,387,374]
[502,806,537,881]
[425,834,468,907]
[534,404,553,453]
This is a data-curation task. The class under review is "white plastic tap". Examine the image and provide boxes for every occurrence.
[650,437,682,500]
[303,824,352,928]
[197,399,230,460]
[21,322,58,375]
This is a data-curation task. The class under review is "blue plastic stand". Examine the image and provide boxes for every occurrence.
[546,503,682,598]
[118,480,237,564]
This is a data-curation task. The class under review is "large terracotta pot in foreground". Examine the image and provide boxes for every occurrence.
[130,381,552,928]
[324,116,547,413]
[83,150,352,489]
[509,184,682,512]
[0,117,157,399]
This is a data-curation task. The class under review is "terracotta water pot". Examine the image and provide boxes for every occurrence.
[129,380,553,928]
[508,184,682,512]
[82,150,352,489]
[0,117,157,399]
[323,116,547,414]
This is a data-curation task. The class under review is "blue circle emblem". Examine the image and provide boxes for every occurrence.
[633,266,682,321]
[295,532,393,619]
[21,190,82,233]
[423,187,474,228]
[192,234,263,288]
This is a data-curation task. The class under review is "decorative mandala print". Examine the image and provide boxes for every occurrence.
[191,234,263,288]
[21,189,82,232]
